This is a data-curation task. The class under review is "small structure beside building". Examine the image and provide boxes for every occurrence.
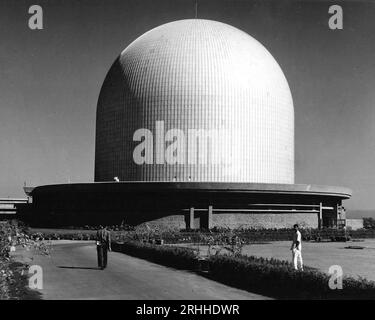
[346,218,364,230]
[0,198,29,220]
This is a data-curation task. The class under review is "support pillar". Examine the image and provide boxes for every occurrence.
[189,207,194,230]
[208,205,213,230]
[318,202,323,230]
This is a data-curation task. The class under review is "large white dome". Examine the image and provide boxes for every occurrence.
[95,19,294,183]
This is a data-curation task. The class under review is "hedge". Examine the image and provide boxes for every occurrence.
[111,241,197,270]
[207,255,375,299]
[111,240,375,300]
[26,227,375,245]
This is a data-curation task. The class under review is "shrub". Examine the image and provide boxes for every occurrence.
[207,254,375,299]
[112,240,198,270]
[111,239,375,300]
[363,217,375,229]
[0,221,44,299]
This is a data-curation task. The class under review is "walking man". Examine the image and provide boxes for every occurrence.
[290,224,303,271]
[96,225,111,270]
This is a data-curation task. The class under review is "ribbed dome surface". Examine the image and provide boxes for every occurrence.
[95,19,294,183]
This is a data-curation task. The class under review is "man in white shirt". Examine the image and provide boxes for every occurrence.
[290,224,303,271]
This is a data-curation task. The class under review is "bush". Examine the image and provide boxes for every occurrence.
[111,239,375,300]
[29,231,97,241]
[26,226,375,246]
[208,254,375,299]
[162,228,375,244]
[363,217,375,229]
[208,254,326,299]
[112,240,198,270]
[0,221,43,299]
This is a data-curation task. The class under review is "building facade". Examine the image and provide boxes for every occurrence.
[24,19,351,229]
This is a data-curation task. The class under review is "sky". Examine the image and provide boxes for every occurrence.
[0,0,375,216]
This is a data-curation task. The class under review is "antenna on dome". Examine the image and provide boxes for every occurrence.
[195,1,198,19]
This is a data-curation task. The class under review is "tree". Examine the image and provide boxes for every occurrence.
[363,217,375,229]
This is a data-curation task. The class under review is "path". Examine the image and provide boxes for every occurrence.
[13,241,269,300]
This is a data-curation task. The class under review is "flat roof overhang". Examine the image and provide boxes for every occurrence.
[31,182,352,199]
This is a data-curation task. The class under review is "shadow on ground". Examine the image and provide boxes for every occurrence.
[57,266,100,270]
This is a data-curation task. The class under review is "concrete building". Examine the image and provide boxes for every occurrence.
[0,198,28,220]
[345,219,364,230]
[23,19,351,229]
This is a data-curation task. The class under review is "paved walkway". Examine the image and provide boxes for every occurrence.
[13,241,269,300]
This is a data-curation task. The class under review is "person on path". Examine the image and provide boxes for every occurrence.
[290,224,303,271]
[96,225,111,270]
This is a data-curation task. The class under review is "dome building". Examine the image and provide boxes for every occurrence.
[25,20,351,230]
[95,19,294,184]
